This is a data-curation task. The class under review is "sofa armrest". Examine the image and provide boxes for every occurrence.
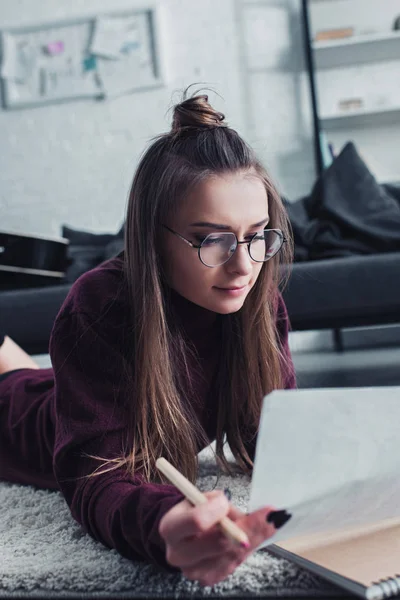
[0,284,71,355]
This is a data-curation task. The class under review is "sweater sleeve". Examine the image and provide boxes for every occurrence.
[49,310,185,570]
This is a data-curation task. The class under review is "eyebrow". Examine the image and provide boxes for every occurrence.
[189,217,270,230]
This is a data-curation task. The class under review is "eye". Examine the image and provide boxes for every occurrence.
[247,231,264,241]
[202,236,225,245]
[194,234,225,245]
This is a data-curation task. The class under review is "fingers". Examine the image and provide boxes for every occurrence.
[180,507,289,586]
[159,490,230,547]
[181,551,242,587]
[160,485,286,583]
[163,492,247,569]
[179,504,279,567]
[240,505,281,551]
[167,520,244,569]
[226,502,244,521]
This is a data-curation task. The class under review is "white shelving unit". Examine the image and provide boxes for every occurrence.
[313,31,400,68]
[321,105,400,129]
[305,0,400,184]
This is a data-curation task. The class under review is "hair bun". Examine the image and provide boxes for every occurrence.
[171,94,225,132]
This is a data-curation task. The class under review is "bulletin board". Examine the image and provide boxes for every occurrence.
[0,5,164,110]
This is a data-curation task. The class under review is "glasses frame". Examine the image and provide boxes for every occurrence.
[163,224,287,268]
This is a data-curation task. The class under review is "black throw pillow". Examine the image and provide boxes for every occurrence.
[285,142,400,260]
[62,224,124,283]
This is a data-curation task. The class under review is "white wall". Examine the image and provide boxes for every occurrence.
[239,0,316,200]
[0,0,316,239]
[0,0,247,237]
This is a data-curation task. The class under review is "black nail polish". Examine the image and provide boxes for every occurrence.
[266,510,292,528]
[223,487,232,501]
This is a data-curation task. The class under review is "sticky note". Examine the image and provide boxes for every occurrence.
[44,41,64,55]
[83,55,97,71]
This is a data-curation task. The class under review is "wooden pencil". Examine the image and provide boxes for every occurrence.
[156,457,250,549]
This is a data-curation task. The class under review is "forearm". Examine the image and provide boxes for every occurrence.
[57,466,185,570]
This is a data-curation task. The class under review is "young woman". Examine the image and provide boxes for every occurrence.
[0,92,296,587]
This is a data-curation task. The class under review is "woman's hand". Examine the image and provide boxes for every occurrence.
[159,490,284,587]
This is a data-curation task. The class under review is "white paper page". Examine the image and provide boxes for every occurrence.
[248,387,400,549]
[95,15,153,98]
[1,33,37,81]
[39,55,98,98]
[90,16,138,60]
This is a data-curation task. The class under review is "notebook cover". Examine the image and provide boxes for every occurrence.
[268,516,400,597]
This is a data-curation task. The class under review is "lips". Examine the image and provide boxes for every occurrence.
[217,285,248,291]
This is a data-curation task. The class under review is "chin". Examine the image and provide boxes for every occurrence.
[214,298,247,315]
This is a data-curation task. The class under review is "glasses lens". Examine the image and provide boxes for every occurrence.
[200,233,236,267]
[250,230,283,262]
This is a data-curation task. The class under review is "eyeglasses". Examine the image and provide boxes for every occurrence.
[163,225,287,268]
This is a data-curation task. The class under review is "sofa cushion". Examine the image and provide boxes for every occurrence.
[286,143,400,261]
[61,224,124,283]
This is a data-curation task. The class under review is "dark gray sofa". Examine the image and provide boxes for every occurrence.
[1,251,400,356]
[283,252,400,331]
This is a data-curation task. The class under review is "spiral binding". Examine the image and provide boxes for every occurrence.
[368,574,400,600]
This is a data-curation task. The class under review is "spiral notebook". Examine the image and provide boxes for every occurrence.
[248,387,400,600]
[268,516,400,599]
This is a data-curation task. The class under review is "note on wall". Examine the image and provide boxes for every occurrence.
[0,6,164,110]
[92,13,156,99]
[1,33,38,82]
[90,15,140,59]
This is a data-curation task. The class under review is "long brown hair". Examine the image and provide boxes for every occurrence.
[84,89,293,485]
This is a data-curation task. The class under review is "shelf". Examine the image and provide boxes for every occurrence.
[312,31,400,68]
[320,105,400,130]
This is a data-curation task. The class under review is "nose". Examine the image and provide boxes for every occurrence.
[225,242,253,276]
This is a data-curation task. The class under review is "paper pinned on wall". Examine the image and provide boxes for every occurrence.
[1,32,37,82]
[96,54,143,98]
[90,16,139,59]
[93,13,149,99]
[38,55,99,97]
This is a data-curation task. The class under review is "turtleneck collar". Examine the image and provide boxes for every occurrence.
[167,287,219,341]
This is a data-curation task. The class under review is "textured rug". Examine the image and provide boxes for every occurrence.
[0,445,345,599]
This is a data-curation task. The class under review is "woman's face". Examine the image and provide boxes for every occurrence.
[161,170,269,314]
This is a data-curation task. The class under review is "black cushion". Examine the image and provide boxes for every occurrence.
[62,224,124,283]
[286,143,400,261]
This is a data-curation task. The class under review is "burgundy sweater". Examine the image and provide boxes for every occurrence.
[0,252,296,570]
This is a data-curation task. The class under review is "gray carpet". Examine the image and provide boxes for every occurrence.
[0,446,344,599]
